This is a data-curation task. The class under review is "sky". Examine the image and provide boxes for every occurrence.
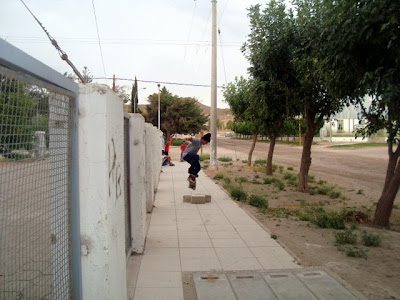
[0,0,262,109]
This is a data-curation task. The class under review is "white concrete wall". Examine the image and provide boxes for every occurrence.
[126,114,146,253]
[78,83,127,300]
[144,124,162,213]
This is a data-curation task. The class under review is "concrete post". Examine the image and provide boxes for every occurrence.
[144,123,155,212]
[128,114,146,253]
[77,83,127,300]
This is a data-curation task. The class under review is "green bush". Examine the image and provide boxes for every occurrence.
[213,174,224,180]
[329,190,342,199]
[199,154,210,161]
[335,230,358,245]
[343,246,367,259]
[236,177,248,183]
[287,167,294,171]
[223,177,231,185]
[263,177,273,184]
[270,234,278,240]
[361,231,382,247]
[249,195,268,208]
[272,178,285,190]
[172,138,183,146]
[218,156,232,162]
[255,159,266,165]
[315,211,345,229]
[230,188,248,201]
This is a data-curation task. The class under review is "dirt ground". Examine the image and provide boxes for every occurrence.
[178,136,400,300]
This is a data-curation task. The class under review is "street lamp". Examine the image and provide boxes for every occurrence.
[157,83,161,130]
[133,87,146,113]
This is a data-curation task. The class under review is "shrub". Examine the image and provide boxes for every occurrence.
[230,188,247,202]
[263,177,273,184]
[272,178,285,190]
[255,159,266,165]
[200,154,210,161]
[361,231,382,247]
[329,190,342,199]
[242,160,248,164]
[315,211,345,229]
[308,175,316,183]
[335,230,358,245]
[236,177,248,183]
[223,177,231,185]
[213,174,224,180]
[172,138,183,146]
[343,246,367,259]
[254,174,260,179]
[270,234,278,240]
[249,195,268,208]
[251,179,262,184]
[218,156,232,162]
[287,167,294,171]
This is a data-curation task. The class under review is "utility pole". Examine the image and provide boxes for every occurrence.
[157,83,161,130]
[210,0,218,169]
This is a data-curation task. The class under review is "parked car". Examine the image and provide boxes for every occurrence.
[225,132,233,137]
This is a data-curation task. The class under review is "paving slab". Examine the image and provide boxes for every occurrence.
[129,160,361,300]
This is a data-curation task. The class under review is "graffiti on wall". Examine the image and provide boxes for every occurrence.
[108,138,122,203]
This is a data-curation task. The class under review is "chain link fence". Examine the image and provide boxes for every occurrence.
[0,66,73,299]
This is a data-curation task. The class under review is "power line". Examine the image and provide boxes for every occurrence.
[19,0,85,83]
[184,0,197,58]
[218,28,228,86]
[218,0,231,25]
[91,0,107,79]
[4,36,242,47]
[92,77,223,88]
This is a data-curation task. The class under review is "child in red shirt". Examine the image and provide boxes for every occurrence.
[180,141,187,162]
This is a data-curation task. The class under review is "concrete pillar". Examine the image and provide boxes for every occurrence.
[128,114,146,253]
[77,83,127,300]
[144,123,155,212]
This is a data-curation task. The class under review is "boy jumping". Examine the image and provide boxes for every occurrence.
[182,133,211,190]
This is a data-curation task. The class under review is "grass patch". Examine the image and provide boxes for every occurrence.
[230,188,248,202]
[213,174,224,180]
[254,159,266,165]
[249,195,268,209]
[342,246,368,259]
[270,234,278,240]
[223,177,231,185]
[287,167,294,171]
[330,143,387,148]
[218,156,232,162]
[199,154,210,161]
[335,230,358,245]
[361,231,382,247]
[236,177,248,183]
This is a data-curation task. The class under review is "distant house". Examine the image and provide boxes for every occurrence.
[321,96,372,136]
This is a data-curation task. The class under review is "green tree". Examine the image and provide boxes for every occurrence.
[144,87,208,138]
[243,2,300,174]
[223,77,262,166]
[318,0,400,227]
[0,78,48,153]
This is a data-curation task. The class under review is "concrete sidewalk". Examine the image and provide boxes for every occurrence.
[127,160,360,300]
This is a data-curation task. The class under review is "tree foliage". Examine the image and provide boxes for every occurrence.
[144,87,208,137]
[317,0,400,227]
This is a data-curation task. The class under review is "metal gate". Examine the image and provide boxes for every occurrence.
[0,40,79,299]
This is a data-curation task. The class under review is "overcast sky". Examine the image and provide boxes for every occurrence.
[1,0,262,108]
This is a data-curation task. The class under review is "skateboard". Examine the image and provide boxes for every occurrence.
[188,175,196,190]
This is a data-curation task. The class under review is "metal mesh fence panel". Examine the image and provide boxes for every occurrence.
[0,67,72,299]
[123,117,132,259]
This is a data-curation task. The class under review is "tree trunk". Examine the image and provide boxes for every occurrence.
[266,134,277,175]
[297,125,314,192]
[373,143,400,227]
[247,133,257,166]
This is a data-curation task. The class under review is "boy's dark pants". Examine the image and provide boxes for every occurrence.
[183,152,200,176]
